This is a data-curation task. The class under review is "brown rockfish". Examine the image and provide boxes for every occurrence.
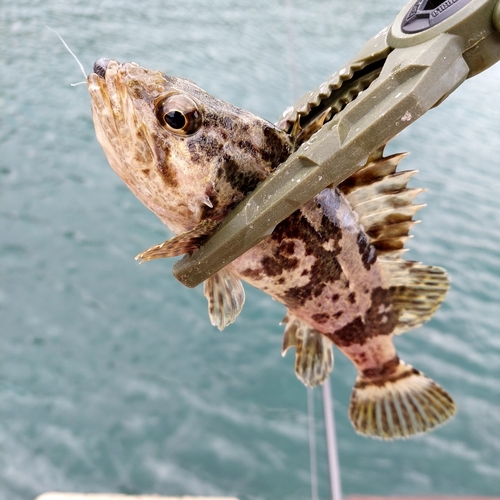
[87,58,455,439]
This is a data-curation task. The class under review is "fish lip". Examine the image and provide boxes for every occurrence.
[87,59,130,153]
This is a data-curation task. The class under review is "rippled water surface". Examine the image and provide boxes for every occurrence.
[1,1,499,499]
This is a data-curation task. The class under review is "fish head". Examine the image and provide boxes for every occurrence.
[87,59,293,234]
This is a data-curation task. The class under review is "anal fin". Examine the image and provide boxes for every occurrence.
[135,219,218,262]
[204,268,245,331]
[282,313,333,387]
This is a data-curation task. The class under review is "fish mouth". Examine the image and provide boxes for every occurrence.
[86,59,170,164]
[87,59,129,155]
[86,58,171,180]
[86,59,192,231]
[87,59,154,152]
[86,59,153,205]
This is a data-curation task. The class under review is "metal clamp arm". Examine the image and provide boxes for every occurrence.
[174,0,500,288]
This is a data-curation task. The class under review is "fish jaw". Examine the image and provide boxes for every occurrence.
[87,61,209,233]
[87,60,293,235]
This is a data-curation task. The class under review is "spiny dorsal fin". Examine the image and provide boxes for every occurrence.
[339,146,450,332]
[135,219,218,262]
[339,146,406,192]
[204,267,245,331]
[290,107,332,145]
[282,312,333,387]
[338,147,424,256]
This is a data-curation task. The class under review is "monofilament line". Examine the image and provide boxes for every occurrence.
[307,387,319,500]
[323,377,343,500]
[46,26,87,84]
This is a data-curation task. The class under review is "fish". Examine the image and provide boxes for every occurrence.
[87,57,456,439]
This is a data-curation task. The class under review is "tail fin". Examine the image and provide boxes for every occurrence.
[349,361,455,439]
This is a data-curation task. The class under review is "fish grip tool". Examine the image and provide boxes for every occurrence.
[173,0,500,288]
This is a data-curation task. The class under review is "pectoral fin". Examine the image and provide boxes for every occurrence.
[135,219,218,262]
[282,313,333,387]
[204,268,245,330]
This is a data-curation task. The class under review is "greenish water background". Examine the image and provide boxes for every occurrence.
[1,1,499,499]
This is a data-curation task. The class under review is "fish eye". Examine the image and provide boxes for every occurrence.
[154,94,202,136]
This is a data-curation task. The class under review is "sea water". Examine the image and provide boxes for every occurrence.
[1,1,499,499]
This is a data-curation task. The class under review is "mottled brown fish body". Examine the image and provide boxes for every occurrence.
[230,187,396,377]
[88,60,455,440]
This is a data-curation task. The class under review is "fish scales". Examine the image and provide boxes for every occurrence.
[231,189,386,345]
[88,58,455,439]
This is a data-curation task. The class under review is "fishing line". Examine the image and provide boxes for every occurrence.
[283,2,320,498]
[283,2,344,498]
[46,25,88,83]
[322,377,343,500]
[307,387,320,500]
